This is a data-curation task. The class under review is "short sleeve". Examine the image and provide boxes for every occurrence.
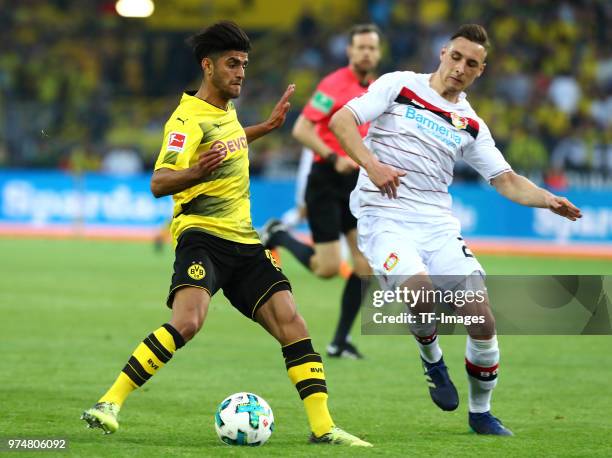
[302,79,337,123]
[154,118,203,171]
[345,71,406,125]
[462,120,512,182]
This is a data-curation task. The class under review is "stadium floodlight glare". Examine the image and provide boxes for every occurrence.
[115,0,155,18]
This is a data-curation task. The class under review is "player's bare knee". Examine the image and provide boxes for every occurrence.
[314,265,340,278]
[278,312,308,344]
[401,272,435,314]
[170,288,209,342]
[312,256,341,278]
[311,251,341,278]
[410,299,436,316]
[289,311,307,333]
[273,302,308,344]
[457,273,494,337]
[277,303,299,327]
[256,291,308,344]
[170,308,205,342]
[176,318,202,342]
[401,272,434,291]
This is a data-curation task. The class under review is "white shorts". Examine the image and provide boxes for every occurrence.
[357,215,484,289]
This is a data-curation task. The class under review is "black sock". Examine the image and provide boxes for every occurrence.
[333,273,365,345]
[270,230,314,270]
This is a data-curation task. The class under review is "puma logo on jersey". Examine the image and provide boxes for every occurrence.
[176,117,188,125]
[202,123,225,142]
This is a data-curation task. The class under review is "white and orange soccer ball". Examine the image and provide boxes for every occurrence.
[214,392,274,446]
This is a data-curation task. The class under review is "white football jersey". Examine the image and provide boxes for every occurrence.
[345,71,512,222]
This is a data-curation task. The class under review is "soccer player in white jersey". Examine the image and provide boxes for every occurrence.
[329,24,582,436]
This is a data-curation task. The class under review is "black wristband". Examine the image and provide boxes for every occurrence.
[325,152,338,165]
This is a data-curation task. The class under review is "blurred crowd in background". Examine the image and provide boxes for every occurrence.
[1,0,611,189]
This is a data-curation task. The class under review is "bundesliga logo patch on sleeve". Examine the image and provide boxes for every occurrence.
[167,132,187,152]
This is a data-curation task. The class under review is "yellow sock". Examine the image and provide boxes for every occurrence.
[99,372,138,406]
[99,323,185,407]
[303,393,334,437]
[282,338,334,437]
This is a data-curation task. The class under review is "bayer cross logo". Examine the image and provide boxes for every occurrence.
[187,262,205,280]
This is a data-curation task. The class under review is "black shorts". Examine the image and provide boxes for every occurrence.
[304,161,358,243]
[167,230,291,320]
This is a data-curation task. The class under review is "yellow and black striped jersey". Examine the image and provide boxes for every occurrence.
[154,91,259,245]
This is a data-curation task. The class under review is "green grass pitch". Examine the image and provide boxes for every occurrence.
[1,238,611,457]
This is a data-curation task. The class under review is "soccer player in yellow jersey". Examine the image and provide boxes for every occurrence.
[81,21,371,447]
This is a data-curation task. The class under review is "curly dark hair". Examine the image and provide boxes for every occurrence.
[187,21,251,63]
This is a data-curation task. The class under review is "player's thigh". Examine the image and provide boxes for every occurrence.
[222,247,292,321]
[305,162,342,244]
[166,231,223,332]
[311,240,342,278]
[398,271,437,315]
[357,217,427,289]
[344,228,371,276]
[170,287,211,338]
[255,290,309,346]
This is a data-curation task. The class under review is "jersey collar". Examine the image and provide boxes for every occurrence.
[422,73,468,106]
[183,91,232,112]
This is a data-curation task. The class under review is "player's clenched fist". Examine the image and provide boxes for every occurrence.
[365,159,406,199]
[194,143,227,178]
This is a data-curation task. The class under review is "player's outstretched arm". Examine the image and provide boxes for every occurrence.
[150,144,226,197]
[244,84,295,143]
[491,171,582,221]
[330,107,405,198]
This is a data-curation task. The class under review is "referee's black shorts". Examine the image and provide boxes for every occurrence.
[304,161,359,244]
[167,229,291,320]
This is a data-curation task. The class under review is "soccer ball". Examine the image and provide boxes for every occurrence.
[214,392,274,446]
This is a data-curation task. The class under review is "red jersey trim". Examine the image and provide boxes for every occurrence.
[396,87,480,139]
